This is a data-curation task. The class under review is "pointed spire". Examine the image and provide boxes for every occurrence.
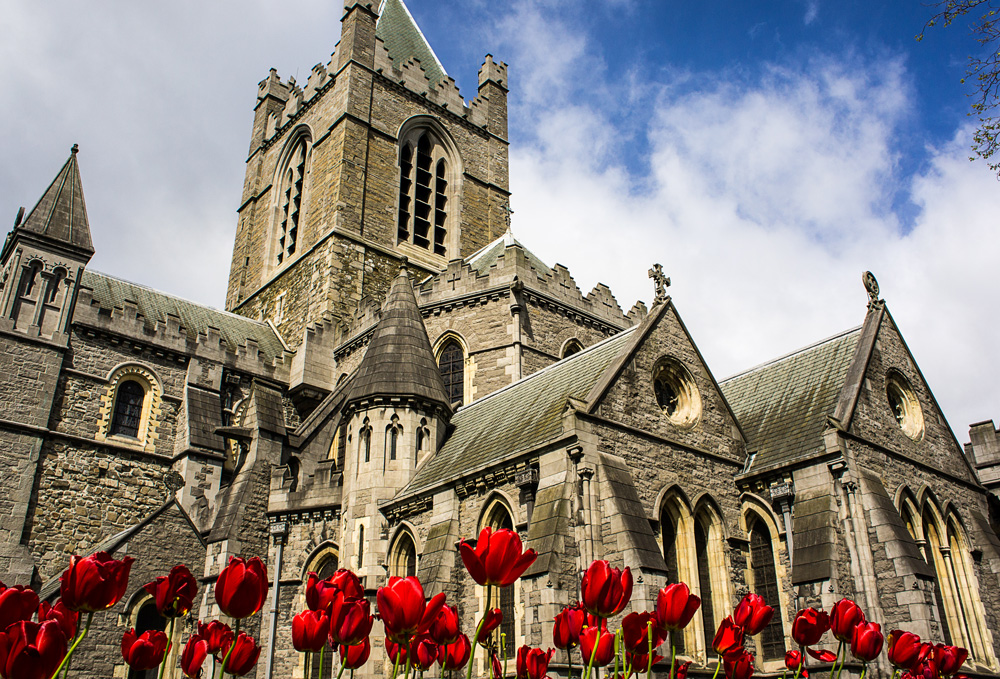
[19,145,95,256]
[376,0,449,86]
[347,261,452,410]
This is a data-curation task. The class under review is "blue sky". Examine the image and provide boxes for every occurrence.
[1,0,997,439]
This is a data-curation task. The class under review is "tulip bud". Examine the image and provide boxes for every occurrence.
[791,608,830,648]
[830,599,866,644]
[851,622,884,663]
[341,638,372,669]
[460,527,538,587]
[181,634,209,679]
[655,582,701,631]
[581,560,633,618]
[59,552,134,612]
[292,609,330,653]
[121,628,169,671]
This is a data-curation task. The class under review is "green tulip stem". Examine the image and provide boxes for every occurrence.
[405,654,413,679]
[647,620,654,679]
[158,617,176,679]
[336,658,348,679]
[55,610,93,679]
[220,618,240,679]
[834,642,848,679]
[711,655,723,679]
[468,609,488,679]
[792,647,804,679]
[583,625,602,679]
[669,641,676,679]
[211,656,217,679]
[858,665,868,679]
[319,645,327,679]
[391,645,402,679]
[828,641,843,679]
[611,632,618,679]
[502,632,509,679]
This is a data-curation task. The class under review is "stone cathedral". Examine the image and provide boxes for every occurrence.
[1,1,999,678]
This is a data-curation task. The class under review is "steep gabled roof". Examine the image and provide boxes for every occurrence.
[376,0,448,87]
[19,145,94,255]
[397,326,639,498]
[79,270,286,363]
[346,266,451,408]
[720,327,862,473]
[465,229,550,277]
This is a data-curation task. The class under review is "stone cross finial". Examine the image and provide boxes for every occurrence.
[648,263,670,304]
[862,271,881,309]
[501,200,513,232]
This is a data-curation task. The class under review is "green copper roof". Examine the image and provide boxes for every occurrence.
[376,0,448,87]
[720,327,861,472]
[465,230,551,276]
[398,326,638,498]
[79,270,286,363]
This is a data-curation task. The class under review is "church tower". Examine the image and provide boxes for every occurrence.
[225,0,510,350]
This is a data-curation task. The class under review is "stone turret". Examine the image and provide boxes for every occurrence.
[338,263,451,586]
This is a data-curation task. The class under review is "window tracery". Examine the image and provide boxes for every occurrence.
[273,131,311,268]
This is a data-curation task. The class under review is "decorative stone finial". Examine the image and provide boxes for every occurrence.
[862,271,880,309]
[501,200,513,232]
[648,263,670,304]
[71,144,79,155]
[399,255,409,271]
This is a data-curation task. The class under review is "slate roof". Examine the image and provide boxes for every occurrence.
[465,230,551,277]
[398,326,639,498]
[79,270,286,363]
[376,0,448,87]
[19,145,94,255]
[720,327,861,472]
[347,266,451,408]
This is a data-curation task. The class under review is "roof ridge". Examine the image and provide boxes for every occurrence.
[453,325,639,416]
[721,325,863,383]
[83,270,273,329]
[376,0,448,85]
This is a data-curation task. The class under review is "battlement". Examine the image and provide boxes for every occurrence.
[478,55,508,90]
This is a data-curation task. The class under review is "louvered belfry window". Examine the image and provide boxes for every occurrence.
[749,519,785,660]
[397,132,448,256]
[438,340,464,405]
[277,137,308,265]
[111,380,144,438]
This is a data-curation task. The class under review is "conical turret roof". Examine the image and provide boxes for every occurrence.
[20,145,94,255]
[347,265,452,410]
[376,0,448,87]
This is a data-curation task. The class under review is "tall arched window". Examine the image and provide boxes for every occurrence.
[748,517,784,661]
[389,531,418,578]
[415,417,430,461]
[111,380,146,438]
[398,132,450,256]
[358,525,365,569]
[922,509,954,645]
[275,133,311,266]
[128,599,167,679]
[306,546,339,679]
[695,518,715,653]
[386,416,401,463]
[483,500,516,656]
[438,340,464,405]
[360,418,372,463]
[660,504,686,654]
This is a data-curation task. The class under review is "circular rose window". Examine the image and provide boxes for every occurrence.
[652,358,702,429]
[886,370,924,441]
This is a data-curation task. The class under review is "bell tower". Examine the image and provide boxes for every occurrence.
[225,0,510,351]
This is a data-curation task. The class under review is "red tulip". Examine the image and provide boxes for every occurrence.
[292,609,330,653]
[0,584,39,630]
[581,623,615,667]
[554,604,587,650]
[0,620,67,679]
[887,631,923,671]
[785,650,808,678]
[181,633,209,678]
[791,608,830,647]
[732,593,774,636]
[121,628,169,671]
[807,648,838,663]
[410,633,439,671]
[330,595,373,646]
[622,611,667,653]
[198,620,234,658]
[386,638,409,666]
[306,570,364,612]
[712,616,745,657]
[492,652,503,679]
[439,634,472,671]
[377,576,445,644]
[582,560,633,618]
[221,632,261,676]
[655,583,701,631]
[724,649,755,679]
[341,638,371,669]
[851,622,884,663]
[428,604,460,645]
[915,655,940,679]
[628,651,666,674]
[673,660,692,679]
[59,551,134,612]
[215,556,268,620]
[144,564,198,618]
[518,647,555,679]
[934,645,969,676]
[476,608,503,646]
[460,527,538,587]
[830,599,866,644]
[37,601,78,642]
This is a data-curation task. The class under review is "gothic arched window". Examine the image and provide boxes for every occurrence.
[128,599,168,679]
[360,418,372,463]
[397,126,456,258]
[111,380,146,439]
[438,340,464,405]
[748,517,785,661]
[483,500,516,656]
[695,517,715,653]
[386,416,401,462]
[389,531,418,578]
[660,502,686,654]
[274,133,311,267]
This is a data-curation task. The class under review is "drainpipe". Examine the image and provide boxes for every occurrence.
[265,521,289,679]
